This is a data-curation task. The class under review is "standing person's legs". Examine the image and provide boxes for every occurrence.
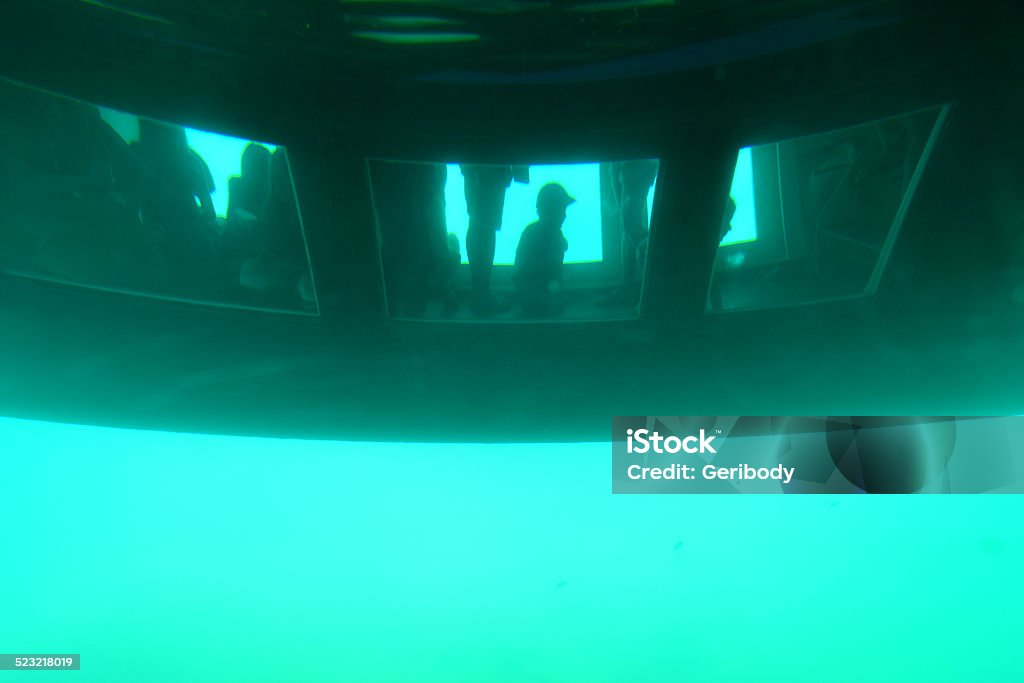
[464,167,510,314]
[466,221,497,298]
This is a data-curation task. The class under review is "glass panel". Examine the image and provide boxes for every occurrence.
[708,107,943,312]
[723,146,757,246]
[370,159,660,320]
[0,79,316,312]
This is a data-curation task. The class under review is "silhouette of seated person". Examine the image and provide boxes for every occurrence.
[0,83,163,287]
[0,86,115,242]
[461,163,529,316]
[237,148,314,307]
[227,142,272,233]
[514,183,575,317]
[131,120,218,290]
[370,160,451,317]
[599,159,659,307]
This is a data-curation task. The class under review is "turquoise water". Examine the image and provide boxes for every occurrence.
[1,415,1020,681]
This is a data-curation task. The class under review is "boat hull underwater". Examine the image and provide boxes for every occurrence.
[0,1,1020,442]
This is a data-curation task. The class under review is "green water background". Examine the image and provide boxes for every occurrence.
[1,416,1020,681]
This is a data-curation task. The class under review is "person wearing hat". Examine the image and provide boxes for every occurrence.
[514,182,575,317]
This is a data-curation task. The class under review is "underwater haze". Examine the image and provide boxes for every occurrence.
[1,416,1021,682]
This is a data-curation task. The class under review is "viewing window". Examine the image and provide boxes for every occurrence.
[444,163,605,266]
[0,79,317,313]
[707,106,946,312]
[370,159,667,321]
[722,146,757,247]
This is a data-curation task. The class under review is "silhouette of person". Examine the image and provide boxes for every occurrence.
[439,231,461,315]
[461,163,529,316]
[238,148,313,307]
[599,159,659,307]
[0,84,160,286]
[131,120,218,284]
[227,142,272,229]
[514,182,575,317]
[133,120,215,226]
[262,148,301,250]
[0,85,119,240]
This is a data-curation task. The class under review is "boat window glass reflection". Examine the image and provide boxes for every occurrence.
[0,79,317,313]
[370,159,668,320]
[707,106,946,312]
